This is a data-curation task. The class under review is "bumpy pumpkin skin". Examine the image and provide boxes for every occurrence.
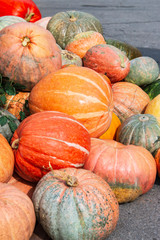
[11,111,91,182]
[83,44,130,83]
[32,168,119,240]
[0,183,36,240]
[28,66,113,138]
[0,22,62,91]
[47,10,103,49]
[84,138,157,203]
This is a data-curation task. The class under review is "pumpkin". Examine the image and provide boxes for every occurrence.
[0,182,36,240]
[83,44,130,83]
[35,16,51,28]
[154,149,160,177]
[32,167,119,240]
[116,114,160,154]
[84,138,157,203]
[0,15,26,31]
[11,111,91,182]
[142,76,160,100]
[99,112,121,140]
[4,92,30,120]
[47,10,103,49]
[0,22,61,91]
[28,66,113,138]
[144,94,160,125]
[0,108,20,142]
[125,56,159,86]
[65,31,106,58]
[61,50,82,66]
[112,82,150,122]
[0,134,14,183]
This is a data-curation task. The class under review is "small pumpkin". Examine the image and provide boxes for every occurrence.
[0,134,14,183]
[61,50,82,66]
[0,15,26,31]
[0,182,36,240]
[83,44,130,83]
[84,138,157,203]
[32,167,119,240]
[144,94,160,125]
[47,10,103,49]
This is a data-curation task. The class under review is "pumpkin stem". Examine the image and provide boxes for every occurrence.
[11,138,20,149]
[25,8,35,22]
[69,16,77,22]
[49,162,78,187]
[22,37,30,47]
[119,54,126,68]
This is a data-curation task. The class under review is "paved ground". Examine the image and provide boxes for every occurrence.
[31,1,160,239]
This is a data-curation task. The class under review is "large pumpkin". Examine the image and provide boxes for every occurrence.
[0,22,61,91]
[0,182,36,240]
[32,167,119,240]
[112,82,150,122]
[28,66,113,138]
[84,138,157,203]
[11,111,91,182]
[0,134,14,183]
[47,10,103,49]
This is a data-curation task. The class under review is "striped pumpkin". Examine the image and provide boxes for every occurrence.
[11,111,91,182]
[28,66,113,138]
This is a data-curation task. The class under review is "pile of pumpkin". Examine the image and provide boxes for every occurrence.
[0,0,160,239]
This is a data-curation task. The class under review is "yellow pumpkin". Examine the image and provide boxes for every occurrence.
[145,94,160,125]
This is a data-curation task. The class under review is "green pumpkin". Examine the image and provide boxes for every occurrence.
[125,56,159,86]
[116,113,160,154]
[0,16,26,31]
[47,10,103,49]
[142,76,160,100]
[0,108,20,142]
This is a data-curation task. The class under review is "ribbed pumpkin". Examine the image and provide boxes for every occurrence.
[0,134,14,183]
[28,66,113,138]
[47,10,103,49]
[142,77,160,100]
[11,111,91,182]
[84,138,157,203]
[32,168,119,240]
[83,44,130,83]
[145,94,160,125]
[112,82,150,122]
[0,182,36,240]
[0,15,26,31]
[116,114,160,154]
[0,22,61,91]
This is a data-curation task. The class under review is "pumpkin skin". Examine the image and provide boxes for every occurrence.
[0,182,36,240]
[61,50,82,66]
[116,114,160,154]
[142,77,160,100]
[0,15,26,31]
[84,138,157,203]
[112,82,150,122]
[11,111,91,182]
[145,94,160,125]
[65,31,106,58]
[35,16,51,28]
[47,10,103,49]
[32,168,119,240]
[28,66,113,138]
[83,44,130,83]
[125,56,159,86]
[0,22,61,91]
[0,134,14,183]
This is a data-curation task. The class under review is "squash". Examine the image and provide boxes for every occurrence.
[116,114,160,154]
[0,108,20,142]
[0,15,26,31]
[0,22,61,91]
[83,44,130,83]
[144,94,160,125]
[0,182,36,240]
[47,10,103,49]
[0,134,14,183]
[28,66,113,138]
[11,111,91,182]
[112,82,150,122]
[125,56,159,86]
[32,167,119,240]
[84,138,157,203]
[65,31,106,58]
[61,50,82,66]
[142,77,160,100]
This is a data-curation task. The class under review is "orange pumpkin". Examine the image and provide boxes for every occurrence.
[0,22,62,91]
[28,66,113,138]
[144,94,160,125]
[0,134,14,182]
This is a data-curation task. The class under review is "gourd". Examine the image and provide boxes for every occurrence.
[142,77,160,100]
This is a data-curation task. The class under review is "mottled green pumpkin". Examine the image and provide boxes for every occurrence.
[0,16,26,31]
[61,50,82,66]
[116,113,160,154]
[125,56,159,86]
[47,10,103,49]
[32,168,119,240]
[142,76,160,100]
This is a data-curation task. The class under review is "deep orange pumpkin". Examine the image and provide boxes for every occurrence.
[84,138,157,203]
[28,66,113,138]
[0,22,62,91]
[11,111,91,182]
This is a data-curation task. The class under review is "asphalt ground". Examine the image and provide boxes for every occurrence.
[31,1,160,239]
